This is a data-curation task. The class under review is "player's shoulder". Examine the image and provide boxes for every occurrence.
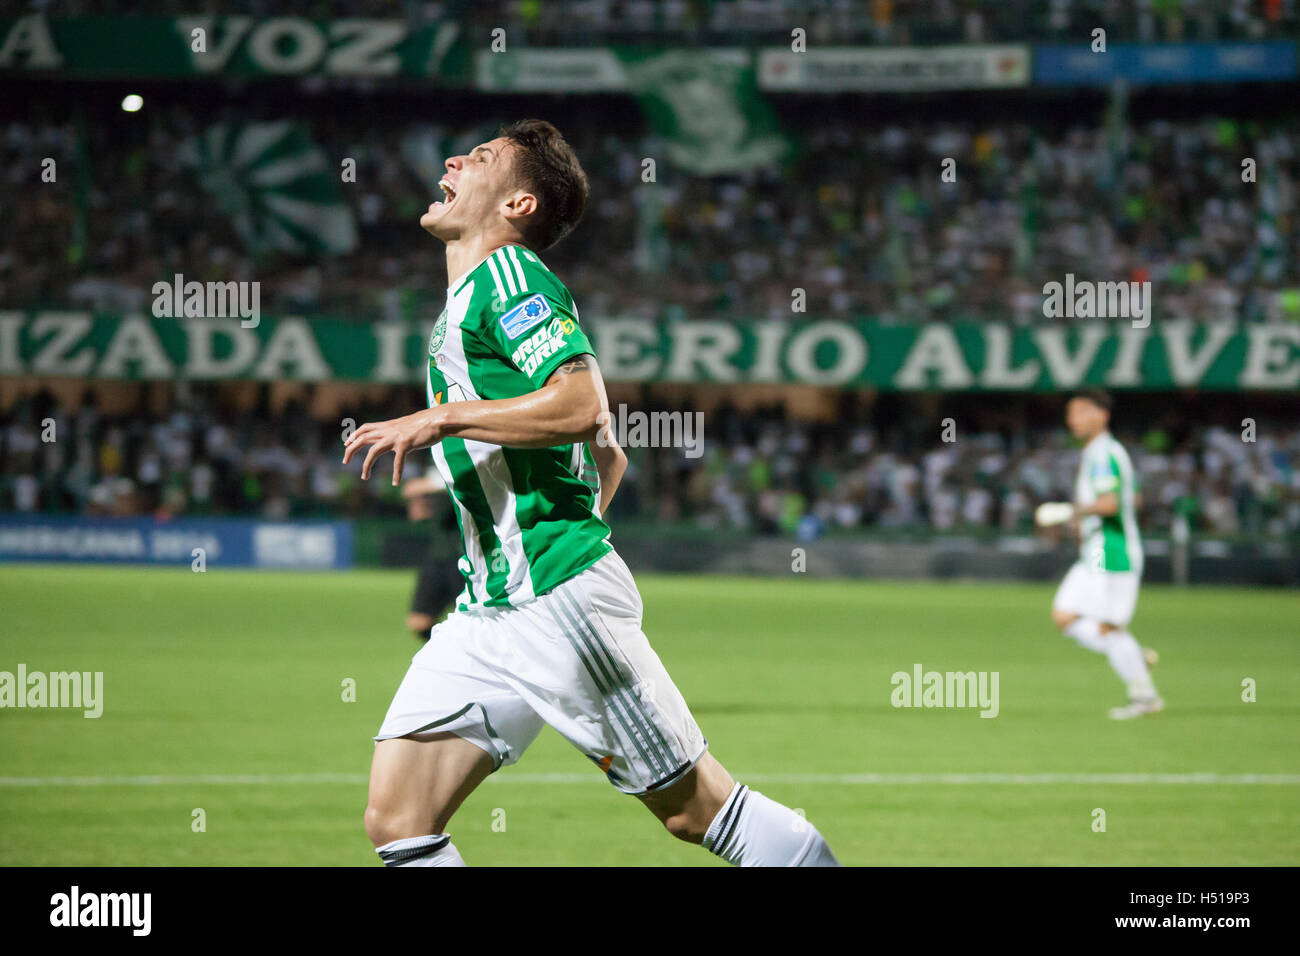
[1104,433,1133,461]
[1100,434,1136,477]
[472,245,572,310]
[463,246,575,337]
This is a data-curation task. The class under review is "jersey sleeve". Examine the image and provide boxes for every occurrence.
[1090,454,1121,495]
[481,289,595,388]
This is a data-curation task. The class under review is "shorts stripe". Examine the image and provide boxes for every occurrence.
[554,588,678,777]
[547,598,670,780]
[642,758,696,793]
[550,593,670,780]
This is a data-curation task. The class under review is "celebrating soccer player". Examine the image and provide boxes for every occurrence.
[343,120,839,866]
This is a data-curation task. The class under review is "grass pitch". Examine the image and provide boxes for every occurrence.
[1,565,1296,866]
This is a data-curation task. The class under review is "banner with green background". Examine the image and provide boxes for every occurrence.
[3,312,1297,391]
[0,14,469,80]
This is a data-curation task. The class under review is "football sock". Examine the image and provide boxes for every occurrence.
[375,834,466,867]
[1105,630,1158,699]
[1064,616,1109,654]
[702,782,840,867]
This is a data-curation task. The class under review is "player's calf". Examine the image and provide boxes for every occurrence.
[640,754,840,866]
[639,752,735,843]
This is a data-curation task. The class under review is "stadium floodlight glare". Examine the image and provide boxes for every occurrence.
[121,94,144,112]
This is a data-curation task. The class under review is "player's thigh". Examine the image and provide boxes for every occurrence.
[366,732,494,841]
[1052,562,1100,624]
[1099,572,1140,628]
[368,613,545,842]
[377,612,546,769]
[507,553,709,795]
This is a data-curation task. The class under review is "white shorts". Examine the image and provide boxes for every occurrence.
[1052,562,1141,628]
[375,550,708,795]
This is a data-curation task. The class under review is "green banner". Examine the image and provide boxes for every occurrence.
[0,14,469,80]
[1,312,1297,390]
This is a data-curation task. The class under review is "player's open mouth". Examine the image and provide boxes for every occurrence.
[433,178,457,208]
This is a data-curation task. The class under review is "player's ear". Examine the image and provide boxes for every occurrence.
[503,191,537,221]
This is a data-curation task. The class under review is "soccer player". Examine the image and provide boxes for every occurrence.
[1037,389,1163,720]
[344,120,838,867]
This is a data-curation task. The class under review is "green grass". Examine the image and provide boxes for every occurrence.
[1,565,1296,866]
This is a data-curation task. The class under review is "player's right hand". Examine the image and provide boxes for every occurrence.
[343,409,445,486]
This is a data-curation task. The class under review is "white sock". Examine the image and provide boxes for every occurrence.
[375,834,466,867]
[1064,617,1109,654]
[1105,630,1157,699]
[703,782,840,867]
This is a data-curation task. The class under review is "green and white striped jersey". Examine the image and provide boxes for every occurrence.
[1075,432,1143,574]
[426,244,611,611]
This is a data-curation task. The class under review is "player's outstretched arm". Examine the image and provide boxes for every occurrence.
[343,353,609,485]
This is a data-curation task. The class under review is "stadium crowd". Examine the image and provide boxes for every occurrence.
[24,0,1300,46]
[3,387,1297,539]
[4,100,1297,325]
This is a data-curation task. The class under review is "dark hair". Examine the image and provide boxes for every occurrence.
[1070,387,1113,412]
[496,119,588,251]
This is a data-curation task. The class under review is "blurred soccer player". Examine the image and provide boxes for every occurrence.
[1038,389,1162,719]
[344,119,837,866]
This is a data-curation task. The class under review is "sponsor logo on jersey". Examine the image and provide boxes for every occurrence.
[511,318,570,378]
[499,293,552,340]
[1089,460,1118,492]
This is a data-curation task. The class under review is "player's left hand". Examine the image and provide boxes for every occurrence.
[343,409,444,485]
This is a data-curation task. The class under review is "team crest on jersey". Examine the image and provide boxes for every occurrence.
[428,310,449,356]
[428,308,448,356]
[499,293,552,340]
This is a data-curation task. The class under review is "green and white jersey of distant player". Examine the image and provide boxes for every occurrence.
[426,244,611,612]
[1075,431,1143,574]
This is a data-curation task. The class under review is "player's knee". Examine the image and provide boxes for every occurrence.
[364,800,439,848]
[1051,609,1075,631]
[363,802,397,847]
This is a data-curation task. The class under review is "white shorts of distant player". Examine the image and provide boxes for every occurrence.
[376,550,708,795]
[1052,562,1141,629]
